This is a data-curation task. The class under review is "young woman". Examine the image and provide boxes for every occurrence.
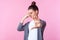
[17,1,46,40]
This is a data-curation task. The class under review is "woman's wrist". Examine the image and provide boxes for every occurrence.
[20,18,25,23]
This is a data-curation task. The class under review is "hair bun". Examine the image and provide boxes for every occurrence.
[31,1,36,5]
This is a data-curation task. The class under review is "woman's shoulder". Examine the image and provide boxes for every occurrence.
[40,19,46,23]
[40,19,46,26]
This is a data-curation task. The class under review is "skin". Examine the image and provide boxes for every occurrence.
[20,9,41,29]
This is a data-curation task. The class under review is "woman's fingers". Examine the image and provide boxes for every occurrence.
[31,20,41,30]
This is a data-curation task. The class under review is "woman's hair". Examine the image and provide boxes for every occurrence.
[28,1,39,11]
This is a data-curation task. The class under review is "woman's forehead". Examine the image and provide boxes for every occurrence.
[28,9,34,12]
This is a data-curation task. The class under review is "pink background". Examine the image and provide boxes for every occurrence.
[0,0,60,40]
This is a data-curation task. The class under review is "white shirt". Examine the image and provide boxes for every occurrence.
[28,20,38,40]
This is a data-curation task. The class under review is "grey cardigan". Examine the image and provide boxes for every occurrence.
[17,19,46,40]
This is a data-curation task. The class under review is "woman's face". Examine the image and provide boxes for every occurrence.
[28,9,38,19]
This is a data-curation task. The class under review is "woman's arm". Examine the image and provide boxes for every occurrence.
[17,22,29,31]
[17,22,24,31]
[17,13,30,31]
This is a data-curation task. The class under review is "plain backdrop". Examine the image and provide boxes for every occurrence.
[0,0,60,40]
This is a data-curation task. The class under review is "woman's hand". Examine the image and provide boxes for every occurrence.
[31,19,42,30]
[35,20,41,27]
[20,13,30,23]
